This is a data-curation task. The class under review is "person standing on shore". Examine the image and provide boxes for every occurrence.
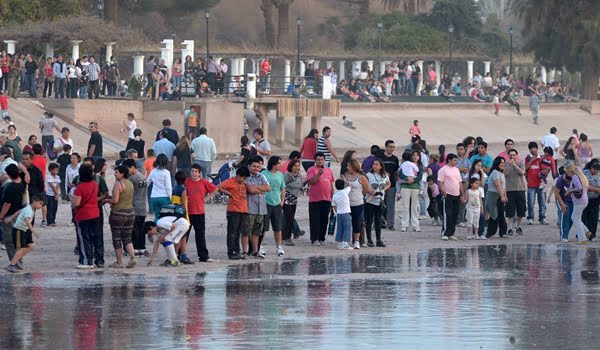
[316,126,338,167]
[438,153,463,240]
[376,140,399,230]
[191,127,217,180]
[87,122,103,161]
[306,152,334,245]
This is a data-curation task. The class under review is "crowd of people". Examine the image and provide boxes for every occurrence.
[1,106,598,272]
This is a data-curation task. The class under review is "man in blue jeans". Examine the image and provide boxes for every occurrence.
[24,54,38,98]
[554,172,573,242]
[525,142,549,225]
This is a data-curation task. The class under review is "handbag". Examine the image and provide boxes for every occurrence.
[327,209,336,236]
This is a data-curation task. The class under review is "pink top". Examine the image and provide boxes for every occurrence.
[410,125,420,136]
[306,166,334,202]
[437,165,462,196]
[300,138,317,161]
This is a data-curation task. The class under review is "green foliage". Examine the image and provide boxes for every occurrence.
[423,0,482,39]
[344,12,448,53]
[128,74,146,100]
[134,0,220,16]
[0,0,44,25]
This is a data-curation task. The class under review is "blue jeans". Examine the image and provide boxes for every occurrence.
[560,201,574,240]
[26,73,36,97]
[419,192,427,216]
[400,76,407,95]
[55,78,66,98]
[79,85,88,99]
[407,78,414,96]
[194,160,212,180]
[173,75,182,90]
[527,187,546,221]
[335,213,352,242]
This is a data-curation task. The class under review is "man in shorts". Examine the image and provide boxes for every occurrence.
[244,156,270,258]
[144,215,191,267]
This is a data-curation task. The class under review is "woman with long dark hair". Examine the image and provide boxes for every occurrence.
[560,136,579,166]
[485,157,508,238]
[282,159,303,246]
[147,154,172,220]
[365,159,390,246]
[300,128,319,171]
[343,159,371,249]
[173,136,192,177]
[235,135,256,169]
[72,164,100,269]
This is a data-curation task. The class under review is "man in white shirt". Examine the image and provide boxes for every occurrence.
[53,127,74,156]
[541,126,560,159]
[121,112,137,140]
[191,127,217,180]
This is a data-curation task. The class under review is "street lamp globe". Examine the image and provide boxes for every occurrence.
[297,17,302,27]
[448,24,454,33]
[205,10,210,19]
[377,22,383,29]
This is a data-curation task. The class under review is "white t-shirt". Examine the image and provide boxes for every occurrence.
[400,161,419,178]
[467,188,481,210]
[46,174,61,196]
[541,134,560,158]
[127,120,137,139]
[148,168,172,198]
[53,137,74,156]
[332,187,351,214]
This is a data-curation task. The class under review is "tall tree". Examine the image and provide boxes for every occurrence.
[104,0,118,24]
[261,0,276,48]
[273,0,294,49]
[512,0,600,99]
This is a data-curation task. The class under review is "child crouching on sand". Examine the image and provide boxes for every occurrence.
[144,213,191,267]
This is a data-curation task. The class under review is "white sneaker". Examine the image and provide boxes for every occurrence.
[400,227,407,232]
[414,227,421,232]
[441,236,449,241]
[527,219,534,225]
[449,236,459,241]
[259,245,266,256]
[340,242,353,250]
[337,242,345,250]
[418,215,427,220]
[76,264,95,270]
[353,241,360,249]
[561,239,569,243]
[541,219,549,225]
[276,246,285,256]
[0,243,5,250]
[478,235,487,240]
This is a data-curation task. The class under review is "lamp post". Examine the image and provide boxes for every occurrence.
[97,0,104,19]
[448,24,454,74]
[205,10,210,61]
[296,17,302,77]
[509,26,513,74]
[377,22,383,79]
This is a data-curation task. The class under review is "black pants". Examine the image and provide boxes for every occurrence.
[88,80,99,99]
[108,81,117,96]
[46,196,58,225]
[76,218,99,266]
[486,199,507,238]
[301,161,314,172]
[365,202,382,242]
[226,212,245,257]
[427,196,443,220]
[59,172,68,200]
[309,201,331,243]
[132,215,147,250]
[190,214,210,261]
[582,197,600,239]
[94,209,104,264]
[442,195,460,237]
[282,204,297,240]
[43,80,53,98]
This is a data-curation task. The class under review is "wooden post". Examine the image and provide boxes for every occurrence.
[295,116,304,146]
[310,116,321,132]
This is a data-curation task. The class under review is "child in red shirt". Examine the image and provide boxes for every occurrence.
[218,167,250,260]
[0,91,8,118]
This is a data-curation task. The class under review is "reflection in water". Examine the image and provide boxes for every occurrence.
[1,244,600,349]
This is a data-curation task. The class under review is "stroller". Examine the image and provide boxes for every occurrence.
[208,161,237,205]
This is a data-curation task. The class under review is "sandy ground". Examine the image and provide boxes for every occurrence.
[0,149,593,277]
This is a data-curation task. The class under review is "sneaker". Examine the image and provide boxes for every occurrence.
[1,243,5,250]
[41,220,47,227]
[466,235,473,240]
[337,242,347,250]
[414,227,421,232]
[228,254,242,260]
[449,236,458,241]
[541,219,549,225]
[180,256,194,265]
[527,219,534,225]
[441,236,449,241]
[561,239,569,243]
[240,253,248,260]
[418,215,427,220]
[376,240,386,247]
[6,264,19,273]
[15,262,23,270]
[76,264,95,270]
[96,262,105,268]
[253,252,265,259]
[259,246,266,256]
[353,241,360,249]
[134,250,143,257]
[282,239,295,246]
[342,242,354,250]
[159,259,172,267]
[516,226,523,235]
[276,246,285,257]
[200,258,215,263]
[507,228,514,236]
[471,234,478,240]
[388,226,395,231]
[478,235,487,240]
[400,227,407,232]
[367,240,375,247]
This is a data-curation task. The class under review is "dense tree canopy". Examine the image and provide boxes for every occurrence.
[0,0,83,25]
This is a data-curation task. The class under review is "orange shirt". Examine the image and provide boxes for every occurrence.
[144,157,155,178]
[219,178,248,213]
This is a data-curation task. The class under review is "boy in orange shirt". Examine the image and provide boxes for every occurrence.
[218,167,250,260]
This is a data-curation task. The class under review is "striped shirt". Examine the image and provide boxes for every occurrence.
[85,63,100,81]
[317,136,331,162]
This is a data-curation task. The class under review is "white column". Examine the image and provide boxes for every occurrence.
[416,60,424,95]
[105,42,115,63]
[247,73,256,99]
[541,66,547,84]
[366,60,374,72]
[326,61,333,69]
[45,43,54,59]
[3,40,17,55]
[313,61,319,69]
[352,61,361,78]
[299,60,306,77]
[181,40,194,63]
[467,61,474,83]
[484,61,491,75]
[238,58,246,79]
[505,66,510,74]
[161,39,174,75]
[70,40,83,61]
[339,61,345,80]
[379,61,386,78]
[549,68,556,83]
[284,59,291,88]
[133,55,145,76]
[230,58,239,76]
[435,61,441,87]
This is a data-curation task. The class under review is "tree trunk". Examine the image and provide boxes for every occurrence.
[105,0,118,24]
[261,0,276,48]
[358,0,370,22]
[581,63,599,100]
[276,2,290,49]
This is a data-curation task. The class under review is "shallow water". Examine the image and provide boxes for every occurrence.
[2,244,600,349]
